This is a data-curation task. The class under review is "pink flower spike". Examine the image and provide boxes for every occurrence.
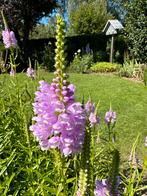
[105,110,116,124]
[2,29,17,48]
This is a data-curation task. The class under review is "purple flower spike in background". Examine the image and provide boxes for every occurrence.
[26,67,36,79]
[105,110,116,124]
[94,178,120,196]
[85,99,100,126]
[94,179,109,196]
[2,29,17,49]
[85,99,95,115]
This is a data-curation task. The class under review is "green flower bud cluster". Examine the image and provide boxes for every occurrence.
[53,14,69,102]
[78,169,88,196]
[54,15,66,85]
[78,125,94,195]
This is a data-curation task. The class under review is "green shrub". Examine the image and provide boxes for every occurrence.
[90,62,120,73]
[68,52,93,73]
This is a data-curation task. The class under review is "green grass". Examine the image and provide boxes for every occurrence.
[70,74,147,160]
[1,71,147,161]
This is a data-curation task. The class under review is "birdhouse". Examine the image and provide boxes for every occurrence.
[103,20,123,35]
[102,20,123,63]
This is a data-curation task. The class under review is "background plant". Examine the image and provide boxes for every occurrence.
[0,0,58,65]
[121,135,147,195]
[67,0,112,35]
[119,60,144,80]
[90,62,120,73]
[42,42,55,71]
[68,51,93,73]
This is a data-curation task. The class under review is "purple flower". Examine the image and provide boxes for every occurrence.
[30,79,86,156]
[105,110,116,124]
[94,178,120,196]
[85,99,100,126]
[85,99,95,115]
[2,29,17,48]
[94,179,109,196]
[89,112,100,127]
[26,67,36,79]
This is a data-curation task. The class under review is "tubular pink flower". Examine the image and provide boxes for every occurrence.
[30,79,86,156]
[85,99,100,126]
[2,29,17,48]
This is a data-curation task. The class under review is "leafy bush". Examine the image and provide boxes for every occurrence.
[90,62,120,73]
[125,0,146,63]
[119,60,144,79]
[68,52,93,73]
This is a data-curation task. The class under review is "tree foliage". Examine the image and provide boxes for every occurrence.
[67,0,112,35]
[124,0,147,63]
[30,17,56,39]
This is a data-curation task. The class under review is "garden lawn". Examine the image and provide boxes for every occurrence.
[1,71,147,162]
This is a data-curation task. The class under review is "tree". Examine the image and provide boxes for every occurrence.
[67,0,112,35]
[124,0,147,63]
[107,0,125,21]
[0,0,58,64]
[30,18,56,40]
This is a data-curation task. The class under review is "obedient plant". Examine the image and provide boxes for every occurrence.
[122,135,147,195]
[2,29,17,49]
[1,10,18,75]
[30,15,86,157]
[105,107,117,143]
[94,179,110,196]
[30,14,124,195]
[105,110,116,125]
[30,14,100,195]
[26,67,35,79]
[1,10,17,49]
[26,58,36,79]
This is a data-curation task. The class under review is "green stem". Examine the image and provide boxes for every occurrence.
[52,149,68,195]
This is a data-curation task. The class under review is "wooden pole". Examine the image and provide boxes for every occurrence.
[110,35,114,63]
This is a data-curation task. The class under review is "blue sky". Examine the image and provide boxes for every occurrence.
[39,17,49,25]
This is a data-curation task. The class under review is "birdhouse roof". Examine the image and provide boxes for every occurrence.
[103,19,124,35]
